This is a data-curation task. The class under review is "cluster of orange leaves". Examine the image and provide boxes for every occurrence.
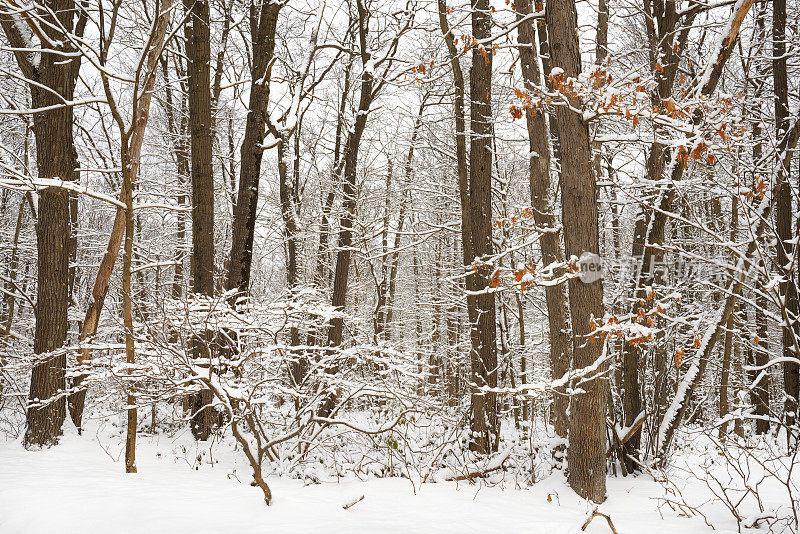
[510,89,538,120]
[410,63,428,75]
[675,141,716,168]
[744,176,767,200]
[455,34,477,54]
[673,336,704,371]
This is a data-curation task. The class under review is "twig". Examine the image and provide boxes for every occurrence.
[581,507,618,534]
[342,495,365,510]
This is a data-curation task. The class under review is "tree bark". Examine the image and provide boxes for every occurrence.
[467,0,499,455]
[121,143,137,473]
[226,0,281,296]
[0,0,84,448]
[772,0,799,434]
[517,0,570,438]
[546,0,607,501]
[184,0,217,441]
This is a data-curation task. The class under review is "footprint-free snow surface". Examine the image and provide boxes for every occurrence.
[0,425,775,533]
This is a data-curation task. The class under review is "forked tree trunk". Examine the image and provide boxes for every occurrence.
[226,0,282,296]
[67,0,171,429]
[546,0,607,502]
[625,0,756,467]
[517,0,570,438]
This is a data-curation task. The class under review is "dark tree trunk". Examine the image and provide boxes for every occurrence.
[325,45,373,351]
[185,0,216,441]
[517,0,570,438]
[437,0,475,415]
[278,134,304,384]
[226,0,281,296]
[772,0,799,435]
[0,0,83,448]
[546,0,607,501]
[749,277,771,434]
[467,0,499,455]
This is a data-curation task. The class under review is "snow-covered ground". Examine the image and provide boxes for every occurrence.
[1,422,775,534]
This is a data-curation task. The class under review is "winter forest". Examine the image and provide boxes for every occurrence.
[0,0,798,530]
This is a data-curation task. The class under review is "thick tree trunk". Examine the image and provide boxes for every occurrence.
[546,0,607,501]
[517,0,570,438]
[1,0,83,448]
[226,0,281,296]
[467,0,499,455]
[185,0,217,441]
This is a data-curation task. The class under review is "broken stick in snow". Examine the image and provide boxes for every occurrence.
[581,507,618,533]
[342,495,365,510]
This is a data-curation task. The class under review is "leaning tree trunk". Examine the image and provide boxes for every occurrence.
[546,0,607,502]
[66,0,169,427]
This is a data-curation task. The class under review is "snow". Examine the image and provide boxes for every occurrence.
[0,427,744,534]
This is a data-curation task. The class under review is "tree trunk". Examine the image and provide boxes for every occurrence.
[316,0,377,418]
[719,197,739,439]
[517,0,570,438]
[66,0,169,428]
[772,0,799,436]
[121,144,137,473]
[546,0,607,501]
[278,134,304,384]
[324,0,374,354]
[0,0,84,448]
[226,0,281,296]
[749,272,771,434]
[185,0,217,441]
[467,0,499,455]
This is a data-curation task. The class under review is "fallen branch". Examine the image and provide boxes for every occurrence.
[581,507,618,534]
[446,448,511,482]
[342,495,365,510]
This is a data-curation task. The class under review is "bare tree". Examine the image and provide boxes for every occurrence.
[1,0,86,447]
[546,0,606,501]
[226,0,282,297]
